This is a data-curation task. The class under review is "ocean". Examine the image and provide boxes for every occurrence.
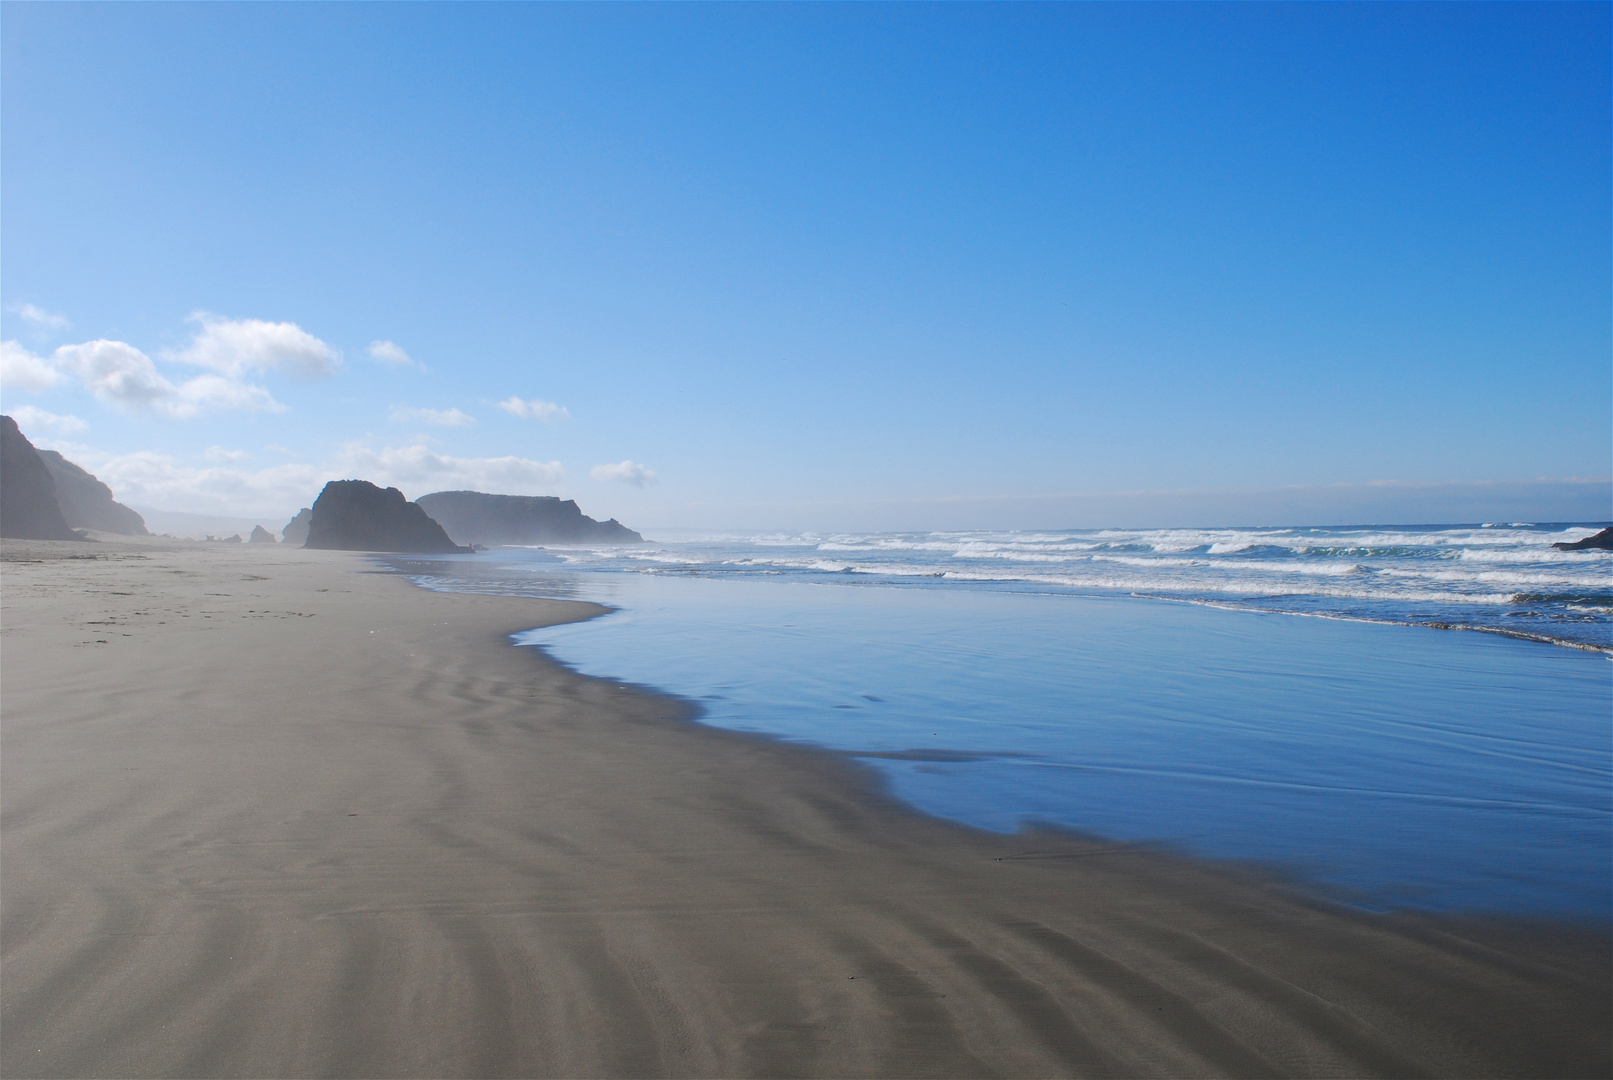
[385,522,1612,921]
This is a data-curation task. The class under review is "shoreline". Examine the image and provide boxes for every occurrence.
[3,537,1608,1077]
[391,550,1613,656]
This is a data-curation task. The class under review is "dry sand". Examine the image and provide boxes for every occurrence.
[1,537,1607,1078]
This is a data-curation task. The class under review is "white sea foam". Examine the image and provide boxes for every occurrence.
[1091,554,1206,568]
[1459,547,1607,564]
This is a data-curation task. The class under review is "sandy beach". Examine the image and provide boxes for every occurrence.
[1,538,1606,1079]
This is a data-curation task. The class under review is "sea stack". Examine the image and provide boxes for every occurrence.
[303,480,470,553]
[281,507,312,546]
[249,525,278,544]
[1553,527,1613,552]
[415,490,643,547]
[37,449,148,535]
[0,415,79,540]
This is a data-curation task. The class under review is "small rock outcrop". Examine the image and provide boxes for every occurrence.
[1,415,78,540]
[415,490,643,547]
[282,507,312,546]
[1553,527,1613,552]
[249,525,278,544]
[304,480,469,553]
[37,450,148,535]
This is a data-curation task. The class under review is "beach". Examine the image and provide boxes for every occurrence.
[2,538,1607,1078]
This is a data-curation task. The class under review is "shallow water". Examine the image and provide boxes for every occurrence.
[388,535,1612,921]
[533,523,1613,651]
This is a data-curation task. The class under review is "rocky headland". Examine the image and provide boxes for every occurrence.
[37,449,149,535]
[1554,526,1613,551]
[1,415,79,540]
[416,490,642,547]
[303,480,469,553]
[281,507,312,546]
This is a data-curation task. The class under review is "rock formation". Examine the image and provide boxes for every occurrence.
[37,450,148,535]
[1,415,78,540]
[249,525,278,544]
[1553,527,1613,552]
[415,490,643,547]
[282,507,312,546]
[304,480,470,553]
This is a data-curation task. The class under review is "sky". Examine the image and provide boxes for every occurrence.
[2,3,1608,532]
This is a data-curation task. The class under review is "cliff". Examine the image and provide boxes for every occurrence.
[37,450,148,535]
[282,508,312,546]
[416,490,643,547]
[1,415,79,540]
[1553,527,1613,552]
[304,480,469,553]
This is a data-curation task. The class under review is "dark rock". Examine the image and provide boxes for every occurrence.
[282,507,312,546]
[249,525,277,544]
[305,480,470,553]
[1,415,78,540]
[1553,527,1613,552]
[416,490,643,547]
[37,449,148,535]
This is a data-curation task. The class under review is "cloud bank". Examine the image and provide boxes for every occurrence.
[50,440,568,521]
[591,459,656,487]
[340,443,564,492]
[498,396,569,422]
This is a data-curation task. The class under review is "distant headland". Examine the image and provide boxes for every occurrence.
[416,490,642,547]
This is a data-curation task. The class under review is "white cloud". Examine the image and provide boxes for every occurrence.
[1,340,63,392]
[53,340,183,410]
[9,303,70,332]
[10,405,87,435]
[389,405,476,428]
[591,459,656,487]
[368,340,423,370]
[497,395,570,422]
[205,445,248,462]
[51,339,283,418]
[175,374,283,414]
[167,313,341,380]
[337,442,564,494]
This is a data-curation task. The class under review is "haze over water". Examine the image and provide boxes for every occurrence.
[390,522,1612,922]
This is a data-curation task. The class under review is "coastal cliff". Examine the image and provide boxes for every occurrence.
[1,415,78,540]
[37,450,148,535]
[416,490,642,547]
[304,480,469,553]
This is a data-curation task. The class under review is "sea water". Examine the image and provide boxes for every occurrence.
[387,523,1612,921]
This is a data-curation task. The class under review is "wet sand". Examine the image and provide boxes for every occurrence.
[2,537,1607,1078]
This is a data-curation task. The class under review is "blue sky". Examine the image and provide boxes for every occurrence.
[2,3,1608,531]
